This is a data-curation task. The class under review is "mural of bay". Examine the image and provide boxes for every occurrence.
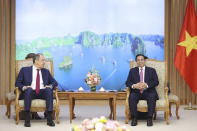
[16,0,164,91]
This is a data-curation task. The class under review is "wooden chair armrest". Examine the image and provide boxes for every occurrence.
[54,87,59,106]
[15,87,20,106]
[125,87,131,123]
[164,87,169,105]
[126,87,130,103]
[126,87,130,97]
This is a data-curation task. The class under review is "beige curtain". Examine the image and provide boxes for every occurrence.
[165,0,197,105]
[0,0,197,104]
[0,0,15,104]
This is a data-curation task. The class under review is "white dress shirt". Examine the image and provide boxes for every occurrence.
[139,66,145,82]
[31,65,45,90]
[132,66,148,89]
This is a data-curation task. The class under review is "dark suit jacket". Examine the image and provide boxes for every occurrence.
[126,66,159,99]
[15,66,58,92]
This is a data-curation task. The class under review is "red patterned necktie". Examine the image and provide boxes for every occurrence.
[140,68,143,94]
[36,69,40,94]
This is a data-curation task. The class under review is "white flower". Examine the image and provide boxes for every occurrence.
[87,81,91,84]
[121,125,127,131]
[92,117,99,123]
[87,73,91,77]
[94,77,98,82]
[95,122,104,131]
[100,116,106,119]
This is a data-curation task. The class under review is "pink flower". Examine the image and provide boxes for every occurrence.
[82,118,90,126]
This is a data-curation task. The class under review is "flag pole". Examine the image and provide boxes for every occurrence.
[184,90,196,110]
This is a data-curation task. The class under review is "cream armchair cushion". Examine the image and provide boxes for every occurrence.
[7,92,16,101]
[19,99,57,108]
[168,94,179,101]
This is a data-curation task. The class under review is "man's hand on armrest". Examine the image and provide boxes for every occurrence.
[45,85,53,89]
[22,86,31,91]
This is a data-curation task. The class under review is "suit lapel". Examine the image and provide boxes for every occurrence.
[134,67,140,82]
[144,66,148,82]
[41,69,46,85]
[30,66,33,84]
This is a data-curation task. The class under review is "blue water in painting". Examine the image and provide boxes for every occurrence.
[39,41,164,91]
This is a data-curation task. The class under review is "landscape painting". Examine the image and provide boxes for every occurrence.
[16,0,164,91]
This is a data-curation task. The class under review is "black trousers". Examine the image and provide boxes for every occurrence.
[129,91,157,118]
[23,88,53,112]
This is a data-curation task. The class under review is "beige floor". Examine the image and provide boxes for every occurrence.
[1,105,197,131]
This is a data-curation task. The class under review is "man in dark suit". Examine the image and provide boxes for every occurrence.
[15,53,58,127]
[126,54,159,126]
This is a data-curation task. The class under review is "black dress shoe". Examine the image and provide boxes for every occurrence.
[47,111,55,127]
[47,120,55,127]
[147,118,153,126]
[131,117,137,126]
[24,121,31,127]
[24,111,31,127]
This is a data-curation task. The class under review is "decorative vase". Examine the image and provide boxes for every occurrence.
[91,86,96,92]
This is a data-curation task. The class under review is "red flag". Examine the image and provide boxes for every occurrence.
[174,0,197,93]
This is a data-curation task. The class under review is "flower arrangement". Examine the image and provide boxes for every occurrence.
[73,116,128,131]
[85,67,101,91]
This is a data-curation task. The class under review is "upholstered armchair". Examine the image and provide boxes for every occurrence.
[125,59,169,125]
[14,60,60,124]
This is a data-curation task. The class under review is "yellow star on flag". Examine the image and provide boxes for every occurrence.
[178,31,197,56]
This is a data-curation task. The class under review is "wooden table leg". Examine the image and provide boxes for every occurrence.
[72,98,76,119]
[69,95,73,123]
[109,98,113,119]
[113,96,117,120]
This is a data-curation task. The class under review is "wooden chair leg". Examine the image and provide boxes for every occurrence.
[176,102,180,120]
[52,111,55,120]
[109,98,113,119]
[15,109,20,124]
[169,102,172,116]
[72,98,76,119]
[6,99,12,119]
[125,104,130,124]
[165,110,169,125]
[5,99,8,116]
[56,108,60,124]
[153,111,157,120]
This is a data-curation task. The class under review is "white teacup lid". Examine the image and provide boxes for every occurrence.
[78,86,84,91]
[99,86,105,91]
